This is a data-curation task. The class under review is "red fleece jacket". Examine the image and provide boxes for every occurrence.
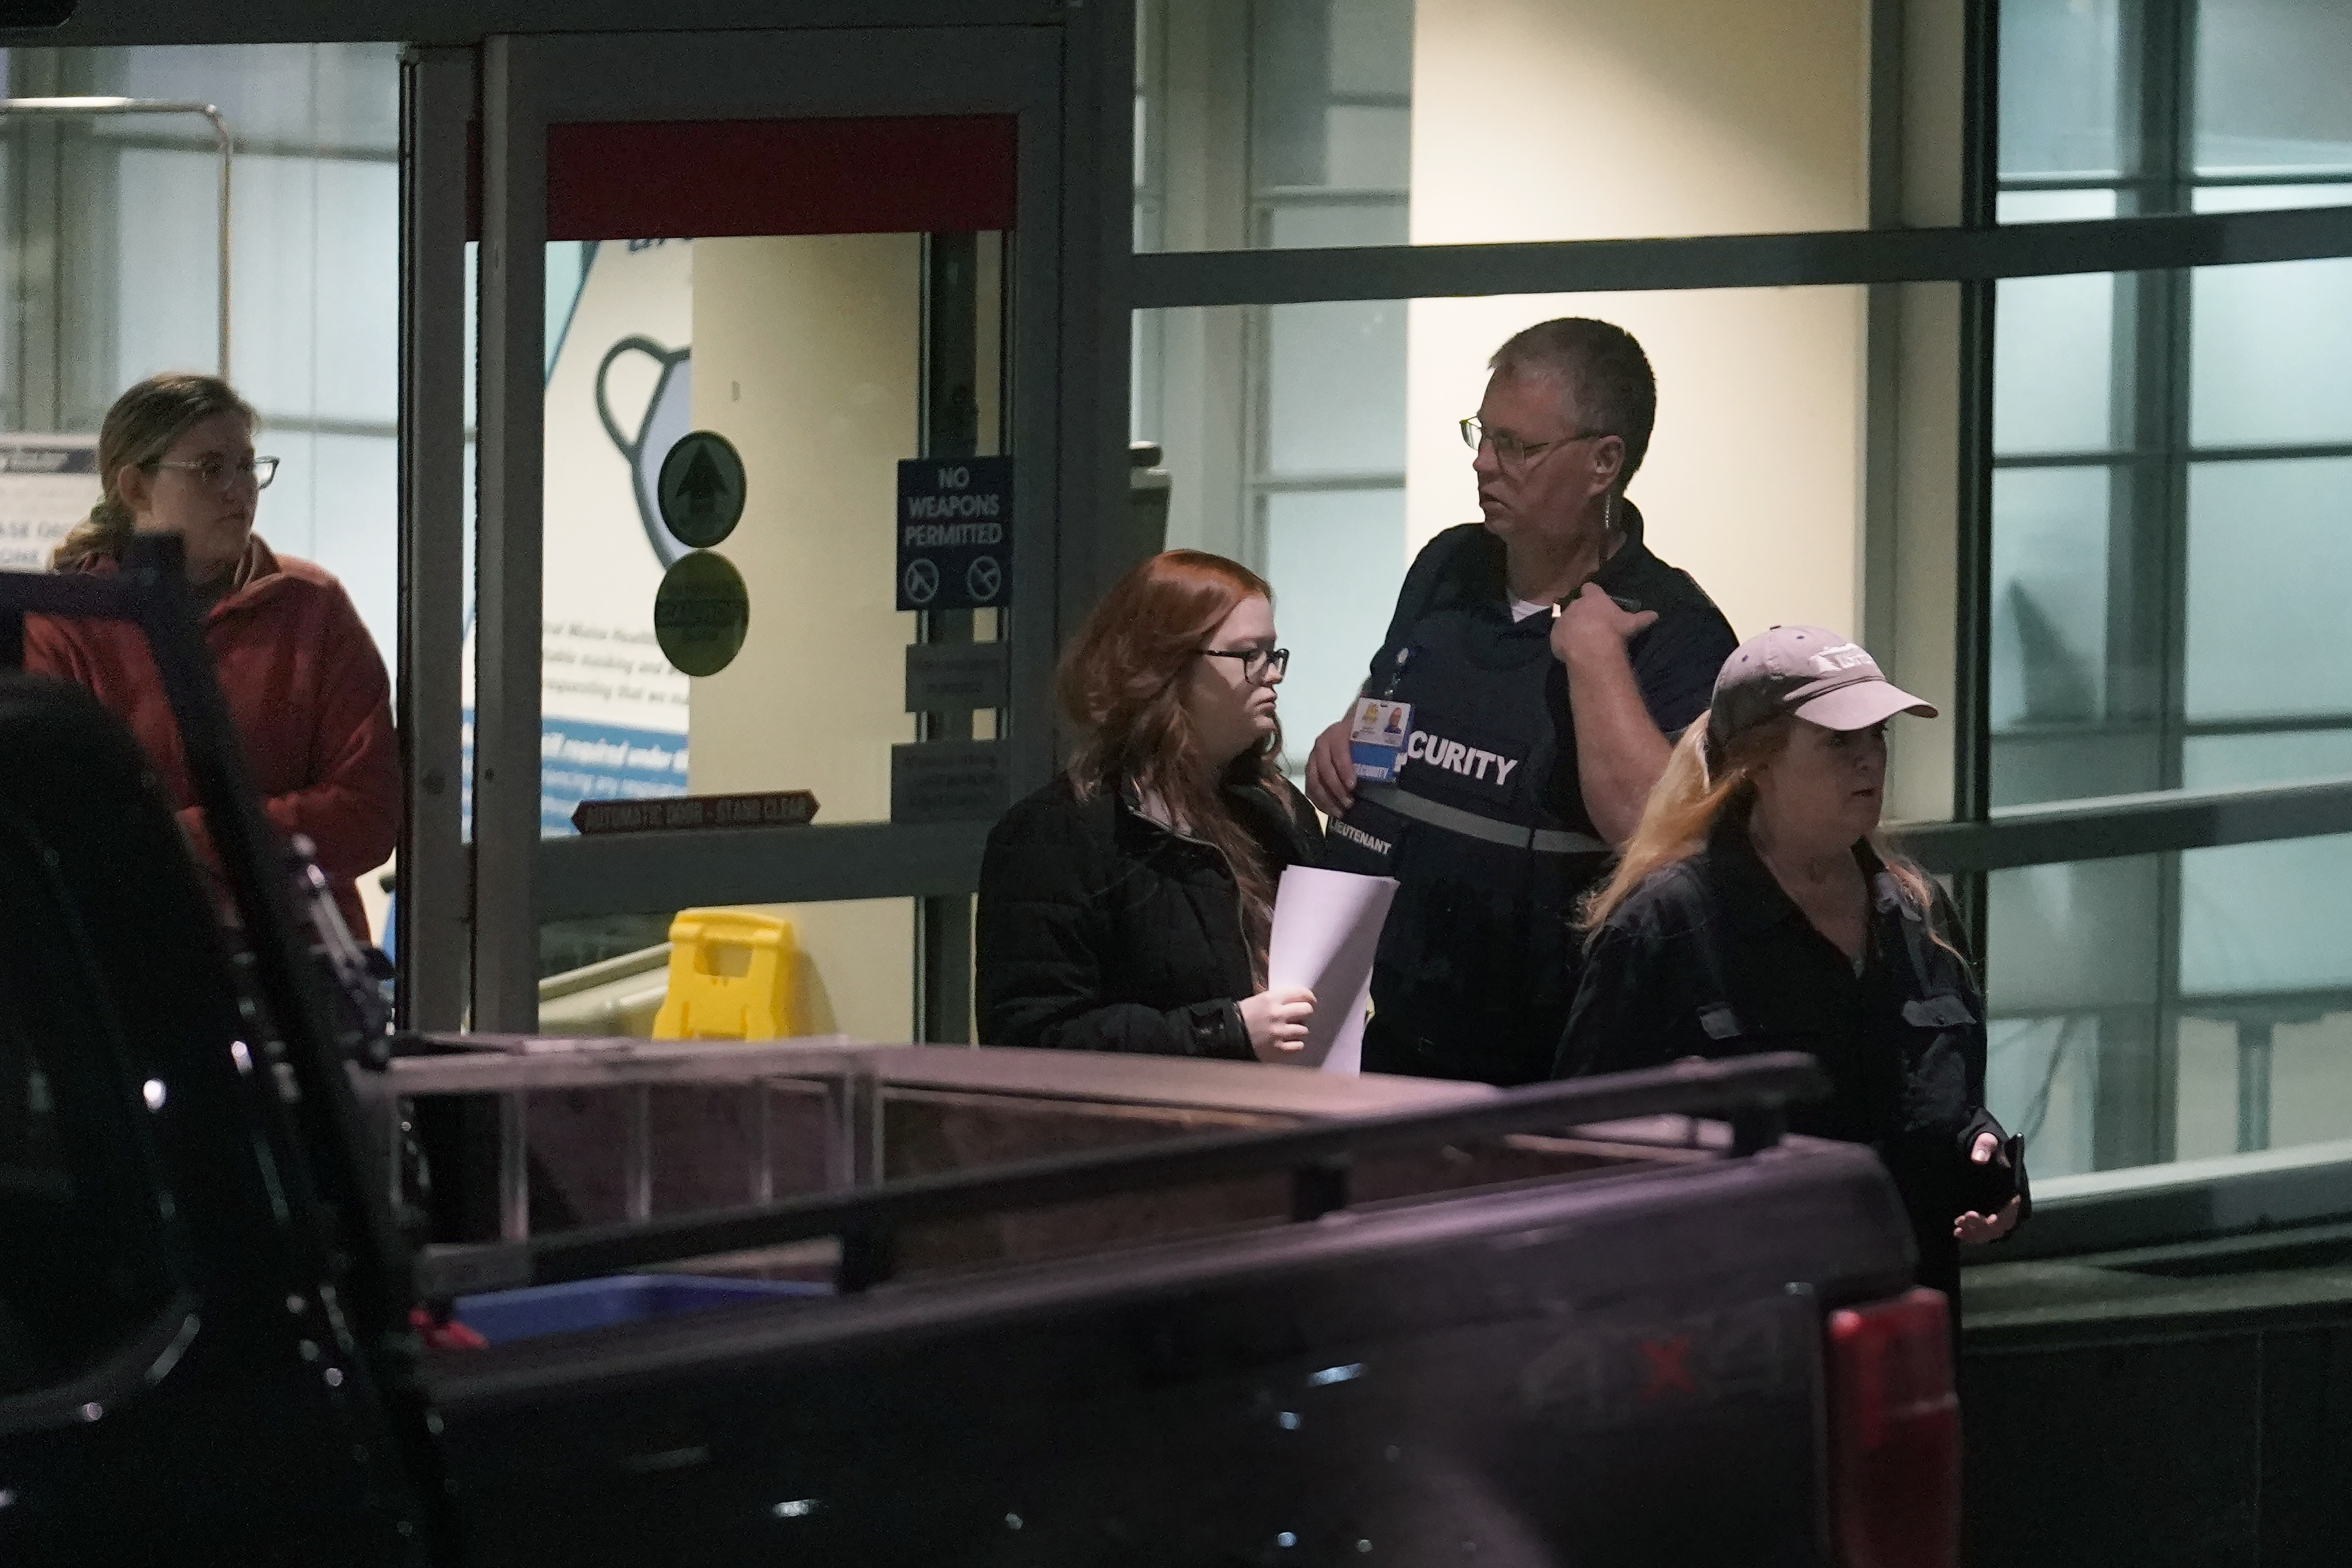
[25,536,399,938]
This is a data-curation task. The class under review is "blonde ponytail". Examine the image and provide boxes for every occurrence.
[50,496,135,573]
[1580,719,1789,931]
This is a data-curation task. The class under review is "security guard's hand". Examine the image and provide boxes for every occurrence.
[1954,1130,2024,1243]
[1551,581,1658,667]
[1305,717,1357,817]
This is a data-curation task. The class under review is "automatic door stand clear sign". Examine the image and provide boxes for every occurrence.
[896,456,1013,611]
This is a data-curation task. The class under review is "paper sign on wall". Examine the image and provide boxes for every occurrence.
[896,455,1012,611]
[0,435,99,573]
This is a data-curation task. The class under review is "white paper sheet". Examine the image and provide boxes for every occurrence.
[1266,866,1399,1074]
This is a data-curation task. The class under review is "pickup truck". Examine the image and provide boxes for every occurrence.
[0,545,1960,1567]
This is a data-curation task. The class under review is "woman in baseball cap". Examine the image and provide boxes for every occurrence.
[1553,626,2024,1317]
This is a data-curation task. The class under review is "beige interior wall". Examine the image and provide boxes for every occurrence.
[1406,0,1872,644]
[688,233,921,1041]
[1882,0,1971,824]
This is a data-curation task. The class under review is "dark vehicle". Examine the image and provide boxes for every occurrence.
[0,546,1958,1567]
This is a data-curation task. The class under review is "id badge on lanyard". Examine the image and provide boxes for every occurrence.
[1348,697,1416,782]
[1348,647,1415,783]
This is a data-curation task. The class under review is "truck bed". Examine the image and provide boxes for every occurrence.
[419,1087,1910,1567]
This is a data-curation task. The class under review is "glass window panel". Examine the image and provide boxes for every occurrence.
[2195,0,2352,177]
[213,152,399,429]
[1993,193,2118,455]
[114,146,226,384]
[1261,487,1406,769]
[1266,201,1407,249]
[1990,833,2352,1179]
[530,222,1006,844]
[1989,466,2111,735]
[2184,457,2352,721]
[2264,1012,2352,1150]
[1986,855,2164,1017]
[1329,0,1415,95]
[1265,299,1408,475]
[2172,1015,2241,1162]
[303,433,399,663]
[2177,1009,2352,1160]
[2188,186,2352,448]
[1141,0,1872,250]
[1321,104,1411,192]
[1250,0,1413,196]
[2179,832,2352,996]
[309,159,402,425]
[1985,853,2166,1176]
[1984,1015,2102,1181]
[1251,4,1350,192]
[105,43,399,152]
[2182,729,2352,790]
[1997,0,2124,179]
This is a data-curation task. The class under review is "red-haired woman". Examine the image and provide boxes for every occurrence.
[977,551,1322,1060]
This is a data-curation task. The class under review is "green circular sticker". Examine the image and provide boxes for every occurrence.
[653,550,750,677]
[657,430,747,549]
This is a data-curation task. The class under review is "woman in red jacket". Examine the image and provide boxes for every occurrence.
[25,372,398,939]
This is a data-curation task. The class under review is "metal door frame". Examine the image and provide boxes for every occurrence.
[399,19,1131,1033]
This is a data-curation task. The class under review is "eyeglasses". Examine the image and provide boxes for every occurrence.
[150,454,279,491]
[1201,646,1290,683]
[1459,417,1610,472]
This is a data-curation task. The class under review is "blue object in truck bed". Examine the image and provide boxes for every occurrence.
[453,1275,830,1345]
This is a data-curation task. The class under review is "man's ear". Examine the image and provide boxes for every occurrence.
[1591,435,1626,495]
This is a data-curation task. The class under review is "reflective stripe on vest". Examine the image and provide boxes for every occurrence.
[1357,782,1610,857]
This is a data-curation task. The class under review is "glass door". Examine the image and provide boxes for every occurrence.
[421,28,1068,1038]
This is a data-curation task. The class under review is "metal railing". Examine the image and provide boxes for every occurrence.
[0,97,234,375]
[363,1035,888,1243]
[1895,772,2352,875]
[406,1050,1828,1302]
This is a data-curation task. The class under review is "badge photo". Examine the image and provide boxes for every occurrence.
[1348,696,1415,783]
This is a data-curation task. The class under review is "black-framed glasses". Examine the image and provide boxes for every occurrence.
[150,454,279,491]
[1459,417,1610,471]
[1201,646,1290,683]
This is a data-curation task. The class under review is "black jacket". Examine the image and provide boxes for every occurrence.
[1555,812,2020,1298]
[976,772,1324,1057]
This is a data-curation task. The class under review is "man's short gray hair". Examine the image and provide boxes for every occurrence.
[1488,317,1656,489]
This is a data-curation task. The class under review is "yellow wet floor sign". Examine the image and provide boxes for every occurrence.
[651,908,796,1040]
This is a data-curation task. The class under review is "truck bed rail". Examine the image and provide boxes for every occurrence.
[414,1051,1827,1299]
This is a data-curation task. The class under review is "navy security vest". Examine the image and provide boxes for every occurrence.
[1322,508,1737,1086]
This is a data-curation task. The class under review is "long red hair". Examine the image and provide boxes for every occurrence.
[1059,550,1286,972]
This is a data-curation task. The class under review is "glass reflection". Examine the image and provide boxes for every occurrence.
[1998,0,2124,179]
[2195,0,2352,175]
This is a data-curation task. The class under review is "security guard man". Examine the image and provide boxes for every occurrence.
[1306,318,1738,1086]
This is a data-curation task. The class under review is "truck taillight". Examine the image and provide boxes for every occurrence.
[1824,1287,1959,1568]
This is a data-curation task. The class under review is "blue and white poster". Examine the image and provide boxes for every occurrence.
[462,239,697,836]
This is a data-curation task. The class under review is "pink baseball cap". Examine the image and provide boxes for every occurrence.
[1708,625,1937,752]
